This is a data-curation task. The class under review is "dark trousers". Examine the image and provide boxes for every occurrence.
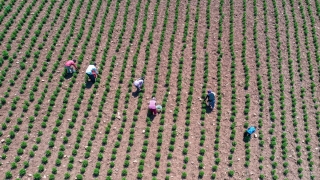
[86,73,95,83]
[209,101,215,109]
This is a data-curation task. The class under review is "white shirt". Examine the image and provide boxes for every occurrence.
[134,79,143,87]
[86,65,98,75]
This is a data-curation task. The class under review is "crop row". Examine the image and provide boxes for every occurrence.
[146,0,181,179]
[147,0,182,177]
[305,0,320,157]
[188,0,209,179]
[271,0,292,178]
[225,0,238,177]
[0,0,18,25]
[292,0,317,178]
[1,0,60,160]
[46,0,117,178]
[122,0,162,178]
[0,0,28,44]
[0,0,48,95]
[116,0,153,178]
[134,0,171,178]
[56,0,113,178]
[103,0,144,178]
[262,1,281,179]
[240,0,253,170]
[24,0,88,178]
[2,0,79,178]
[211,0,224,178]
[252,0,267,178]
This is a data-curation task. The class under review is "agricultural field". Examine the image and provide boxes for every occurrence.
[0,0,319,179]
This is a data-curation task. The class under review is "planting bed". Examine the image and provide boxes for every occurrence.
[0,0,319,179]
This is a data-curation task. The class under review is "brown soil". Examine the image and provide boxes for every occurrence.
[0,0,319,180]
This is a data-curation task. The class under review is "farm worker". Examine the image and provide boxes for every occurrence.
[149,97,157,115]
[134,76,144,91]
[86,63,98,83]
[246,126,256,136]
[204,90,215,109]
[65,59,78,74]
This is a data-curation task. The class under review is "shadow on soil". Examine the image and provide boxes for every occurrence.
[146,110,157,121]
[64,73,74,79]
[131,91,140,98]
[85,81,94,89]
[205,105,213,113]
[243,131,251,142]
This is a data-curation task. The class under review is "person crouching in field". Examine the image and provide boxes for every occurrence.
[86,63,98,83]
[65,59,78,74]
[204,90,215,110]
[134,76,144,92]
[149,97,157,115]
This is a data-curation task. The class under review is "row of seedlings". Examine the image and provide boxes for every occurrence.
[0,0,49,103]
[304,0,320,78]
[0,0,18,25]
[306,0,320,126]
[73,0,122,177]
[135,0,171,179]
[99,0,143,178]
[240,0,253,170]
[117,0,162,178]
[189,0,208,179]
[161,0,185,179]
[23,0,85,178]
[58,0,110,178]
[241,0,250,90]
[148,0,181,179]
[21,0,87,177]
[0,0,59,162]
[68,1,120,179]
[263,0,285,179]
[0,0,9,14]
[315,0,320,18]
[295,0,318,178]
[3,0,77,177]
[0,0,28,45]
[173,1,191,178]
[2,0,72,177]
[2,0,37,55]
[226,0,238,177]
[281,0,307,179]
[271,0,292,178]
[252,0,267,178]
[303,0,320,169]
[44,0,107,178]
[203,0,211,49]
[179,0,200,178]
[281,1,309,179]
[17,0,68,96]
[1,0,50,108]
[112,0,152,178]
[211,0,225,178]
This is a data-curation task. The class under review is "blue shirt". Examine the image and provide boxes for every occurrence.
[247,127,256,135]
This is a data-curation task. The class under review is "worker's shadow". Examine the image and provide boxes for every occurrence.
[85,81,94,88]
[243,132,251,142]
[131,91,140,98]
[146,111,156,121]
[205,105,213,113]
[132,89,144,98]
[64,73,74,79]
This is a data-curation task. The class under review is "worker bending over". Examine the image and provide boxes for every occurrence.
[65,59,78,74]
[86,63,98,83]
